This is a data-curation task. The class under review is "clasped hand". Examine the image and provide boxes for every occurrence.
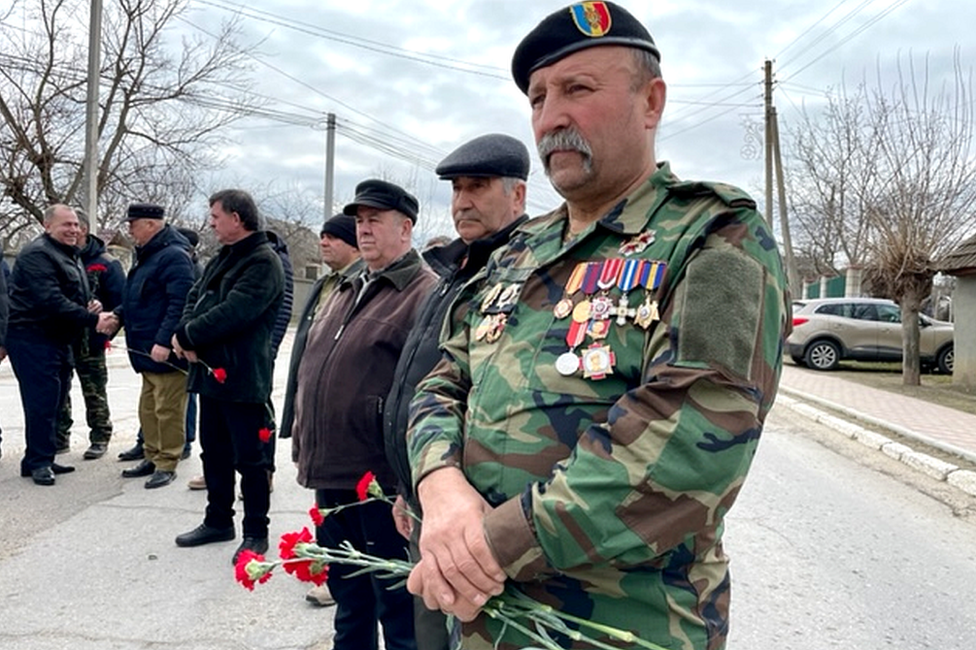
[407,468,506,621]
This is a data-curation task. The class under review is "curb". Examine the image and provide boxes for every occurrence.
[777,393,976,499]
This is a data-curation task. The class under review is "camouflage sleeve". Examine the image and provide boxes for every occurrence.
[407,298,475,489]
[483,217,789,580]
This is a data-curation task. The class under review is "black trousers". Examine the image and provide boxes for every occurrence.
[316,488,417,650]
[7,329,72,474]
[199,396,275,538]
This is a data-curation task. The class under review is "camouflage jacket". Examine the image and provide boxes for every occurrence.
[408,163,791,650]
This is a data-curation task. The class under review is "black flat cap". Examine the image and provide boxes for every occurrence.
[321,213,358,248]
[512,1,660,94]
[126,202,165,221]
[343,179,419,223]
[436,134,530,180]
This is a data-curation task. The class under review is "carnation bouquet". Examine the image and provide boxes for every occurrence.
[235,472,667,650]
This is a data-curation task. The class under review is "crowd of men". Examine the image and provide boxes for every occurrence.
[0,3,791,650]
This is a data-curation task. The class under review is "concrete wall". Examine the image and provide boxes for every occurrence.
[953,276,976,389]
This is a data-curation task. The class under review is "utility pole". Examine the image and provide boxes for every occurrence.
[763,59,774,229]
[764,59,800,297]
[83,0,102,225]
[324,112,336,219]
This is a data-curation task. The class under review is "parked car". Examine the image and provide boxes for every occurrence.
[788,297,954,373]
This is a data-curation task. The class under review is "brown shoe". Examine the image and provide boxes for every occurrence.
[187,475,207,490]
[305,585,335,607]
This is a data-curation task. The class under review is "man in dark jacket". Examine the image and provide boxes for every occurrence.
[279,212,363,608]
[6,204,114,486]
[291,180,437,650]
[382,134,529,650]
[172,189,284,566]
[109,203,195,489]
[56,210,125,459]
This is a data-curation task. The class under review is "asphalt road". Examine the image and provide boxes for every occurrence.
[2,338,975,649]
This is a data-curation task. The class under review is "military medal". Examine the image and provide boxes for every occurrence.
[613,258,642,325]
[633,261,666,329]
[496,283,521,311]
[553,262,587,319]
[555,319,587,376]
[484,313,508,343]
[480,283,503,312]
[474,315,493,340]
[587,319,610,340]
[619,230,655,256]
[581,343,616,380]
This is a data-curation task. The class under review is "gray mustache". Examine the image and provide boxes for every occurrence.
[537,128,593,163]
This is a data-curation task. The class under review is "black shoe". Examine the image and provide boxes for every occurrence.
[181,447,192,460]
[51,462,76,474]
[175,523,236,548]
[29,466,56,486]
[145,470,176,489]
[232,536,269,565]
[121,459,155,478]
[117,443,144,461]
[83,443,108,460]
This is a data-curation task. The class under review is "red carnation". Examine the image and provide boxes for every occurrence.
[104,340,112,350]
[87,263,108,273]
[211,367,228,383]
[258,427,272,443]
[309,506,325,527]
[234,550,273,591]
[356,470,380,502]
[283,557,329,585]
[279,527,313,560]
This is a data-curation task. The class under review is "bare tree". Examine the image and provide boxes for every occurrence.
[0,0,260,243]
[786,52,976,385]
[864,51,976,384]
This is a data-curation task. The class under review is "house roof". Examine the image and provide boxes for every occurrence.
[936,233,976,274]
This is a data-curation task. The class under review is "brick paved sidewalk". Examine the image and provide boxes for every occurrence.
[779,363,976,463]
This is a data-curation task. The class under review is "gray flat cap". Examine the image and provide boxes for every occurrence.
[436,134,530,180]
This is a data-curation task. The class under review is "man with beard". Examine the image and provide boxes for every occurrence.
[405,3,791,649]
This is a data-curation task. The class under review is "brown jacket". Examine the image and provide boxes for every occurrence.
[292,249,437,490]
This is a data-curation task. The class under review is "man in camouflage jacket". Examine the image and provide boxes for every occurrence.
[406,3,791,649]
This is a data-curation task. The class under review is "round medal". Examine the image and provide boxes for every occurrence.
[553,297,574,319]
[571,299,592,323]
[555,351,580,376]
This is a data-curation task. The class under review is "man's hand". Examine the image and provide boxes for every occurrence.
[87,299,103,314]
[96,312,119,335]
[150,344,171,363]
[392,494,414,540]
[171,334,186,359]
[407,468,505,619]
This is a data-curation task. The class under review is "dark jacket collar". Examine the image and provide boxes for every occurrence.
[42,233,80,258]
[423,215,529,275]
[343,248,424,292]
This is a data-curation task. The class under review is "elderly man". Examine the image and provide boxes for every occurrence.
[383,134,529,650]
[406,3,791,650]
[173,189,284,565]
[6,205,114,485]
[112,203,196,489]
[0,258,9,458]
[291,180,437,650]
[56,210,125,459]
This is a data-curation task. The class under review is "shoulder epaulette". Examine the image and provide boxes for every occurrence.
[670,180,757,209]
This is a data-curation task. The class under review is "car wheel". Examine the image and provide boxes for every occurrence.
[804,340,840,371]
[937,345,954,374]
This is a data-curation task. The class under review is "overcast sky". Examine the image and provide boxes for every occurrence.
[173,0,973,236]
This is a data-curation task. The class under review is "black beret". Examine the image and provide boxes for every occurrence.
[126,202,165,221]
[320,213,358,248]
[436,134,531,180]
[512,2,660,94]
[343,179,419,223]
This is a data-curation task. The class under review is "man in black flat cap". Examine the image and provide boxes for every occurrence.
[109,203,196,489]
[291,179,437,650]
[7,204,115,485]
[383,133,530,650]
[406,3,790,650]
